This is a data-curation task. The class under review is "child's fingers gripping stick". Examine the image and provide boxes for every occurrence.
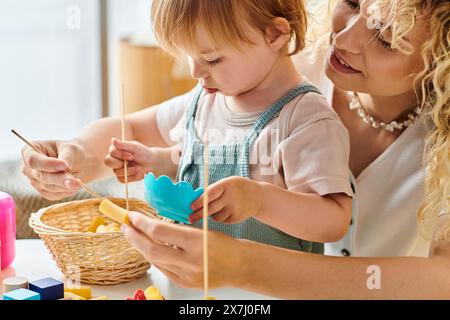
[111,138,139,159]
[108,139,135,163]
[99,199,130,225]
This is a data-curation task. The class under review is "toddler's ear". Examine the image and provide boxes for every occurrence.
[265,17,291,51]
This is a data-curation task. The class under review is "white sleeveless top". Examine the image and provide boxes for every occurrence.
[293,51,431,257]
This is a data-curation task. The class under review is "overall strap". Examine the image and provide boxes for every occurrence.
[177,85,204,182]
[184,85,205,130]
[239,83,322,177]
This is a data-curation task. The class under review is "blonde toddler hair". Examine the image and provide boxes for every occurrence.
[151,0,308,58]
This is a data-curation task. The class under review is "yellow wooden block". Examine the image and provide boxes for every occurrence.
[63,292,87,300]
[90,296,109,300]
[99,199,130,225]
[64,286,92,299]
[144,286,165,300]
[88,216,106,233]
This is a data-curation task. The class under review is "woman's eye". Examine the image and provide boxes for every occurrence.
[377,35,395,51]
[343,0,359,9]
[206,58,223,66]
[379,39,391,49]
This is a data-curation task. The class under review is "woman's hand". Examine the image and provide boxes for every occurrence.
[21,140,85,201]
[122,211,249,289]
[105,138,180,182]
[188,176,265,224]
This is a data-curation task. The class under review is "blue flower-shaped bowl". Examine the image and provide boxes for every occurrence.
[143,173,204,224]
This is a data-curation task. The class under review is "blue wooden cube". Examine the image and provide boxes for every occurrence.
[3,288,40,300]
[28,277,64,300]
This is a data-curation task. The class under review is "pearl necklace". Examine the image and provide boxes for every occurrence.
[348,92,421,132]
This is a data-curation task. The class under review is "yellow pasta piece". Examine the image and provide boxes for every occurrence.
[106,225,120,232]
[90,296,109,300]
[144,286,165,300]
[96,225,108,233]
[99,199,130,225]
[106,223,121,232]
[87,216,106,233]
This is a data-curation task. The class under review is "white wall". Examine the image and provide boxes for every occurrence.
[0,0,102,161]
[0,0,163,161]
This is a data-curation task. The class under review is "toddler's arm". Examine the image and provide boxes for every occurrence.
[256,181,352,243]
[190,177,352,243]
[71,106,171,183]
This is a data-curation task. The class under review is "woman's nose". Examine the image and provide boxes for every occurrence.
[334,15,372,55]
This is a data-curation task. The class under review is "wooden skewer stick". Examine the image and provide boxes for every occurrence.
[203,132,209,300]
[120,83,130,211]
[11,129,103,200]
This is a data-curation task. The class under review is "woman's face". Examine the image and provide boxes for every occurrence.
[325,0,426,97]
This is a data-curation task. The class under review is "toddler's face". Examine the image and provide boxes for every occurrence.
[325,0,426,97]
[185,24,281,96]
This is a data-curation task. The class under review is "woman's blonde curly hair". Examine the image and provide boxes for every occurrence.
[306,0,450,241]
[413,0,450,241]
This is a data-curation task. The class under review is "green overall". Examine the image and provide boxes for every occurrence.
[177,84,324,253]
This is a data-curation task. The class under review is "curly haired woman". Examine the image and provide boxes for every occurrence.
[21,0,449,298]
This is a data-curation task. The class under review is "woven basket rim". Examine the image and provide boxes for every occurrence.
[29,197,150,237]
[26,197,160,285]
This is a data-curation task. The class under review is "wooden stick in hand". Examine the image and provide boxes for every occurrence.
[11,129,103,200]
[120,83,130,211]
[203,133,209,300]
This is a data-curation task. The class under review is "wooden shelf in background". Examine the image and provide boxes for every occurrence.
[119,38,197,114]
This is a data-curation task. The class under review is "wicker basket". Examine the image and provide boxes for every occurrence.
[29,198,162,285]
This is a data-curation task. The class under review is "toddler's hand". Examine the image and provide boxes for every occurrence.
[105,138,156,183]
[189,176,264,224]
